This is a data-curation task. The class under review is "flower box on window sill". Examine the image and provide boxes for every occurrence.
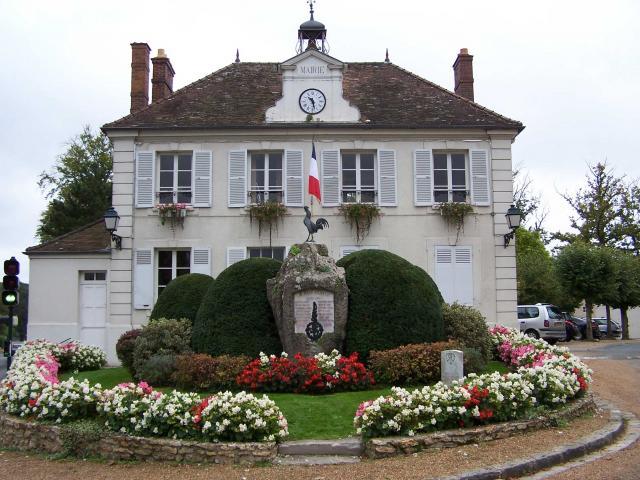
[433,201,475,243]
[154,203,193,229]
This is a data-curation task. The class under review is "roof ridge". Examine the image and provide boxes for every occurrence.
[103,62,280,130]
[26,218,106,252]
[384,63,523,128]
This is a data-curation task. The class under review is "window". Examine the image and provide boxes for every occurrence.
[248,246,286,261]
[518,307,540,319]
[341,152,376,203]
[158,153,192,204]
[433,152,467,203]
[82,271,106,282]
[249,152,283,203]
[157,250,190,296]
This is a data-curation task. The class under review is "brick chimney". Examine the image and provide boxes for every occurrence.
[151,49,175,103]
[453,48,474,102]
[130,43,151,113]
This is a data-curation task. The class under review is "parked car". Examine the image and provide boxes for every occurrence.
[566,315,601,340]
[593,317,622,337]
[517,304,567,344]
[562,317,581,342]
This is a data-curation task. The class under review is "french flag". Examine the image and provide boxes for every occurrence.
[309,143,321,202]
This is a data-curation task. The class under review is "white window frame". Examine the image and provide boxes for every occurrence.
[433,151,469,203]
[248,151,284,204]
[156,249,191,298]
[157,152,193,205]
[341,151,377,204]
[247,246,286,261]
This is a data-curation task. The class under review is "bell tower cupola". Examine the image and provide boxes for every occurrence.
[297,0,328,54]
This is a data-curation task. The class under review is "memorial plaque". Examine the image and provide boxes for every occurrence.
[294,290,334,334]
[441,350,464,385]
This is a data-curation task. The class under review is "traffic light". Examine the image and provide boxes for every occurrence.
[2,257,19,307]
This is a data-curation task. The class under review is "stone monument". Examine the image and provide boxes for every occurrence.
[266,243,349,356]
[441,349,464,385]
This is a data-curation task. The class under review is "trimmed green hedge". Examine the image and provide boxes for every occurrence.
[337,250,444,359]
[150,273,213,325]
[192,258,283,357]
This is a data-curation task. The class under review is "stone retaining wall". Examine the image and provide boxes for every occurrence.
[365,395,596,459]
[0,414,277,464]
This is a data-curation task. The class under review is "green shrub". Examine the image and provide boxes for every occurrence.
[59,419,103,458]
[462,347,487,375]
[368,340,461,385]
[116,329,142,376]
[132,318,192,380]
[337,250,444,358]
[150,273,213,325]
[173,353,250,391]
[136,354,177,386]
[442,303,492,363]
[192,258,283,357]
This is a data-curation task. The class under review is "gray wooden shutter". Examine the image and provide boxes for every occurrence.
[470,150,490,206]
[454,246,473,305]
[377,149,397,206]
[226,247,246,267]
[193,151,212,207]
[285,149,304,206]
[228,150,247,207]
[135,151,154,208]
[133,248,153,309]
[434,246,454,304]
[190,247,211,275]
[414,149,433,206]
[321,149,340,207]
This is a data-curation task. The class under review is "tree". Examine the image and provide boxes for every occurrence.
[515,229,580,311]
[37,126,113,242]
[555,243,618,340]
[556,162,626,247]
[609,251,640,340]
[513,168,548,233]
[616,182,640,255]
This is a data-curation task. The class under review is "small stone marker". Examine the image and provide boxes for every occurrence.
[441,350,464,385]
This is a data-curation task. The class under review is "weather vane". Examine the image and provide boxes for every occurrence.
[307,0,315,19]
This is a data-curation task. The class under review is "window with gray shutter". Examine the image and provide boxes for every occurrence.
[414,149,433,206]
[193,151,212,207]
[228,150,247,207]
[377,149,397,206]
[321,149,340,207]
[135,152,154,208]
[470,150,490,206]
[284,150,303,206]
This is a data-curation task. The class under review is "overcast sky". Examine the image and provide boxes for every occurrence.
[1,0,638,282]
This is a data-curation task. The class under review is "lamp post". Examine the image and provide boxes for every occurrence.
[104,207,122,250]
[503,204,523,248]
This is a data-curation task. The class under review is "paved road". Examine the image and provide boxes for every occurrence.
[566,338,640,363]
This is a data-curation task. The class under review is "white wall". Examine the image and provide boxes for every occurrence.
[26,254,123,363]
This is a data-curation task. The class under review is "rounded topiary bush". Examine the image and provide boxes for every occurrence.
[150,273,213,325]
[192,258,283,357]
[337,249,444,359]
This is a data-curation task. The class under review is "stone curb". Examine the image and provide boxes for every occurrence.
[436,406,630,480]
[365,395,596,459]
[278,437,363,456]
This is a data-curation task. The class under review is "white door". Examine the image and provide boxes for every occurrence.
[79,273,107,349]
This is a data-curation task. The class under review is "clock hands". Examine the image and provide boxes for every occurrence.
[309,97,316,108]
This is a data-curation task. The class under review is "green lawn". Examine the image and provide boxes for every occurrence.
[59,360,509,440]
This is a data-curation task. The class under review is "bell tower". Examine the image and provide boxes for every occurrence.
[296,0,328,54]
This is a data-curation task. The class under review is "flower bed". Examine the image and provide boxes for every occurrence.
[0,339,288,444]
[236,350,374,393]
[354,326,592,438]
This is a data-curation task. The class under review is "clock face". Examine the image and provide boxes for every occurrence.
[299,88,326,114]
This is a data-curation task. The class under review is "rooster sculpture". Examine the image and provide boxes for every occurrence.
[303,206,329,242]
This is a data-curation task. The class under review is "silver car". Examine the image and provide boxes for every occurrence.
[517,304,567,344]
